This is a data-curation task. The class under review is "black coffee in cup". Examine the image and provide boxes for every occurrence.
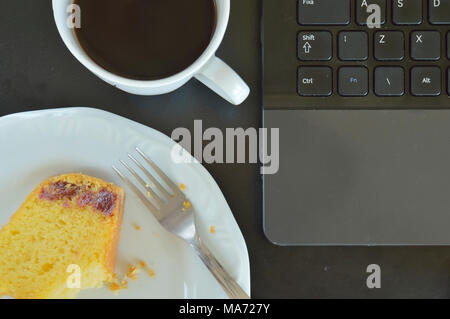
[73,0,217,80]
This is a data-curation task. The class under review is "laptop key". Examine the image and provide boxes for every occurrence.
[448,68,450,95]
[298,67,333,96]
[338,31,368,61]
[338,67,369,96]
[410,66,441,96]
[447,32,450,59]
[392,0,422,25]
[374,67,405,96]
[410,31,441,61]
[357,0,386,26]
[298,0,350,25]
[374,31,405,61]
[298,31,332,61]
[429,0,450,24]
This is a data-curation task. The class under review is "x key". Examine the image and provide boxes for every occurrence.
[411,31,441,61]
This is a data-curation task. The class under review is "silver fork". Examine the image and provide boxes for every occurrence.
[113,147,249,299]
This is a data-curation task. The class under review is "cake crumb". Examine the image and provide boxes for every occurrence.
[179,183,186,191]
[183,200,192,210]
[210,226,216,234]
[134,224,141,231]
[146,267,156,278]
[137,260,155,278]
[109,278,128,294]
[126,265,139,281]
[109,282,120,292]
[120,279,128,289]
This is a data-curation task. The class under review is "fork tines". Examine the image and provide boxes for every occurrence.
[113,147,183,220]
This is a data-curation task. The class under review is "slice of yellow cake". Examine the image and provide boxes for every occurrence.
[0,174,125,299]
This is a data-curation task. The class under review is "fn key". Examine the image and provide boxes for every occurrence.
[298,67,332,96]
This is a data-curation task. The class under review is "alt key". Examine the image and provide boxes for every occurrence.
[410,66,441,96]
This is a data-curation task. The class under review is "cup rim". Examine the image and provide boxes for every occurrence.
[52,0,230,88]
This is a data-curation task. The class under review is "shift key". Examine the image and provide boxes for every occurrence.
[298,67,333,96]
[298,31,332,61]
[298,0,350,25]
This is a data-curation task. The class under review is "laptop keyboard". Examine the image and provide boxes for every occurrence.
[295,0,450,107]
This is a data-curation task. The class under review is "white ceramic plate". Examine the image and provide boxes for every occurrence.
[0,107,250,299]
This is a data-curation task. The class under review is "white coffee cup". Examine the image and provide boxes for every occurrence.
[52,0,250,105]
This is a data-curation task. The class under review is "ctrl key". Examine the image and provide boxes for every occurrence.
[298,67,332,96]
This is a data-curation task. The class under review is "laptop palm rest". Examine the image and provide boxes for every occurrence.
[264,109,450,245]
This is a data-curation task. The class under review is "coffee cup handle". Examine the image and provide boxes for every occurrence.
[195,56,250,105]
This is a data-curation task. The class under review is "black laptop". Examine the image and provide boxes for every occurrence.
[263,0,450,245]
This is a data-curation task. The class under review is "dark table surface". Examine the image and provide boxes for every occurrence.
[1,0,449,298]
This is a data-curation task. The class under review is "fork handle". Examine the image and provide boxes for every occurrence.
[191,236,250,299]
